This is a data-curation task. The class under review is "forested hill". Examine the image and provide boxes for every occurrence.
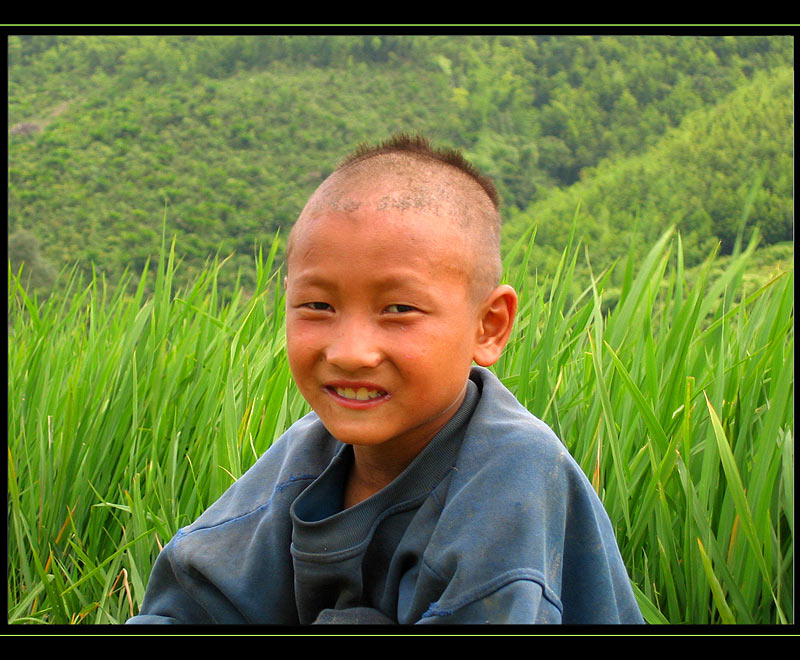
[8,34,794,296]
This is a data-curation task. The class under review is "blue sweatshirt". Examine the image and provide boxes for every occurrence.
[127,367,643,625]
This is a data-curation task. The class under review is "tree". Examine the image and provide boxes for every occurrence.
[8,228,57,297]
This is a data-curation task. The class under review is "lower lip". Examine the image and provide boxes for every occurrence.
[324,387,390,409]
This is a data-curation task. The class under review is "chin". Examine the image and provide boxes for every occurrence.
[321,425,392,447]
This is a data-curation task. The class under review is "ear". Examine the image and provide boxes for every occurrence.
[473,284,518,367]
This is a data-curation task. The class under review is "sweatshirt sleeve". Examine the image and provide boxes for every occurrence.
[125,535,243,625]
[127,417,335,625]
[415,577,563,624]
[408,451,645,626]
[125,540,214,624]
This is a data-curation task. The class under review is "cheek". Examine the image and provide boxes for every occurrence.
[390,333,427,362]
[286,325,319,368]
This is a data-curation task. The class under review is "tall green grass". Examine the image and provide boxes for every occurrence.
[8,227,793,625]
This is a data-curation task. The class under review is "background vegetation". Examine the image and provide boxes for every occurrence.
[7,33,794,625]
[9,34,794,295]
[8,229,793,625]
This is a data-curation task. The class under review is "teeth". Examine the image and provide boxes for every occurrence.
[335,387,384,400]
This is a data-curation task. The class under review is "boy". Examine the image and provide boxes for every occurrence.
[127,134,643,625]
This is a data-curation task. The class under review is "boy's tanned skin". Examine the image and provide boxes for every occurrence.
[285,149,518,508]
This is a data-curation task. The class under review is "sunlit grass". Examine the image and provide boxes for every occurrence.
[8,225,793,625]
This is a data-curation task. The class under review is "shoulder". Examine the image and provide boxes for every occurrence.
[419,369,641,623]
[453,367,586,499]
[433,368,599,552]
[132,413,337,625]
[181,412,338,534]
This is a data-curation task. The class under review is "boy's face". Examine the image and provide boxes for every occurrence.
[285,197,488,456]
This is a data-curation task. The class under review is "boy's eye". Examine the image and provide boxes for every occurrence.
[302,302,333,311]
[385,304,417,314]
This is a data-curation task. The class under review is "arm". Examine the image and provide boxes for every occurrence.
[126,537,241,625]
[415,577,562,625]
[412,432,643,625]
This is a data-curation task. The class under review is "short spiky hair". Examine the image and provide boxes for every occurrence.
[336,133,500,209]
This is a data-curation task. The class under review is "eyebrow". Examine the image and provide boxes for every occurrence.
[289,271,435,294]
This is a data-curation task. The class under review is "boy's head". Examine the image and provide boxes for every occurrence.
[284,134,517,455]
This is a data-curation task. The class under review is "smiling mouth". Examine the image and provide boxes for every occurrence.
[330,386,387,401]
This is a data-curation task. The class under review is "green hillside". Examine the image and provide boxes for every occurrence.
[502,66,794,289]
[8,34,794,295]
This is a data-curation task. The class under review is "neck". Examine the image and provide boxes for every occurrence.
[341,383,470,509]
[342,454,397,509]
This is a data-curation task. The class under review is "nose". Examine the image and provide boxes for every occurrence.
[325,316,382,372]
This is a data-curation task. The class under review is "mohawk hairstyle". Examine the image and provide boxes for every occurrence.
[336,133,500,209]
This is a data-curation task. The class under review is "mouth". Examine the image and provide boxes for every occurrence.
[324,383,390,407]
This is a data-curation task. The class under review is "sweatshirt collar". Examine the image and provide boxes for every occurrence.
[290,376,480,556]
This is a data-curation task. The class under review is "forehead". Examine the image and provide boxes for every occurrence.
[288,204,472,285]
